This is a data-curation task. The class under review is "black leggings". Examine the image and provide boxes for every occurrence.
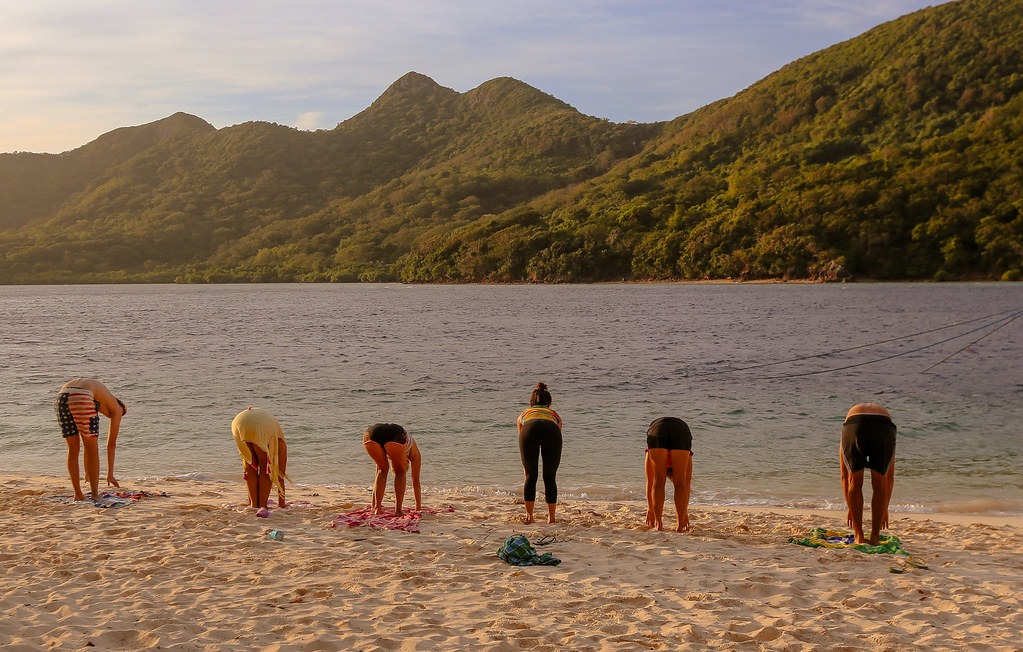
[519,419,563,504]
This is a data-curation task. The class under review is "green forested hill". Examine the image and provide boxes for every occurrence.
[399,0,1023,282]
[0,73,658,282]
[1,0,1020,283]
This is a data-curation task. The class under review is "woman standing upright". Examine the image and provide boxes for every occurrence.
[517,382,563,524]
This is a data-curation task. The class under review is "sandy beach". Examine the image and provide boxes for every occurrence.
[1,474,1020,651]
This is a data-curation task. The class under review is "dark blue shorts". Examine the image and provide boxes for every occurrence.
[841,414,897,473]
[646,417,693,451]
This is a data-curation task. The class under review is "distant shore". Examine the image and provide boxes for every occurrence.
[3,275,1020,286]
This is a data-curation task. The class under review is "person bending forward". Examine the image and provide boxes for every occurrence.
[363,423,423,515]
[517,382,563,525]
[644,416,693,532]
[55,378,126,501]
[232,407,289,514]
[840,403,897,545]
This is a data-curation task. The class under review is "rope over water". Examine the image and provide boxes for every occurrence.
[693,306,1023,380]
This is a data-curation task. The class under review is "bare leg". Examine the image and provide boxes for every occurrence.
[843,465,867,544]
[242,443,260,506]
[385,442,409,515]
[65,436,85,501]
[276,439,288,507]
[252,445,271,509]
[393,469,407,515]
[868,469,888,545]
[644,452,656,528]
[669,450,692,533]
[409,444,423,511]
[523,501,535,524]
[243,465,259,507]
[82,435,101,500]
[879,460,895,532]
[546,502,556,524]
[364,441,389,514]
[372,468,388,513]
[243,469,259,507]
[647,449,669,530]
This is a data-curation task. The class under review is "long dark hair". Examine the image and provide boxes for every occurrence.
[530,382,552,407]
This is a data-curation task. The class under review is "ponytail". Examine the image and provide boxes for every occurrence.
[530,382,552,407]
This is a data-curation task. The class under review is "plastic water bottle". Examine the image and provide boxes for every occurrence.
[268,529,285,541]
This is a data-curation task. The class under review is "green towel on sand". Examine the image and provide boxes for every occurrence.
[789,528,907,555]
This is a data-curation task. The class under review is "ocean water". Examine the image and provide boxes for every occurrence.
[1,283,1020,515]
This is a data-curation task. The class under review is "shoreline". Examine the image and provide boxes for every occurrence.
[4,473,1022,649]
[11,472,1023,527]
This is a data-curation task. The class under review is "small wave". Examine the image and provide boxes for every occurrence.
[433,485,518,499]
[932,498,1023,516]
[890,502,931,514]
[697,495,844,511]
[564,485,643,501]
[150,472,232,483]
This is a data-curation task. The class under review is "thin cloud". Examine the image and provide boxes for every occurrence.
[0,0,946,153]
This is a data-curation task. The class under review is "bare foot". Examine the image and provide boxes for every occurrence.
[547,516,557,524]
[523,515,534,524]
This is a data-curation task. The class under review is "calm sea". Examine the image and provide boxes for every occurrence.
[1,283,1020,515]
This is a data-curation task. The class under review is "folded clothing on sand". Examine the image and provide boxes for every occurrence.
[497,535,561,566]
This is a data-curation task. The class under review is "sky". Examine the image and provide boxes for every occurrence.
[1,0,946,154]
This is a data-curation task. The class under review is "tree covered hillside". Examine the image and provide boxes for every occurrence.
[0,75,658,283]
[399,0,1022,282]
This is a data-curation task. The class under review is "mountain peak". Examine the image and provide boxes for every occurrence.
[71,112,215,160]
[465,76,574,119]
[373,72,456,104]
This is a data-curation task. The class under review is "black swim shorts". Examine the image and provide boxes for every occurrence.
[646,416,693,451]
[363,423,409,448]
[841,414,897,474]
